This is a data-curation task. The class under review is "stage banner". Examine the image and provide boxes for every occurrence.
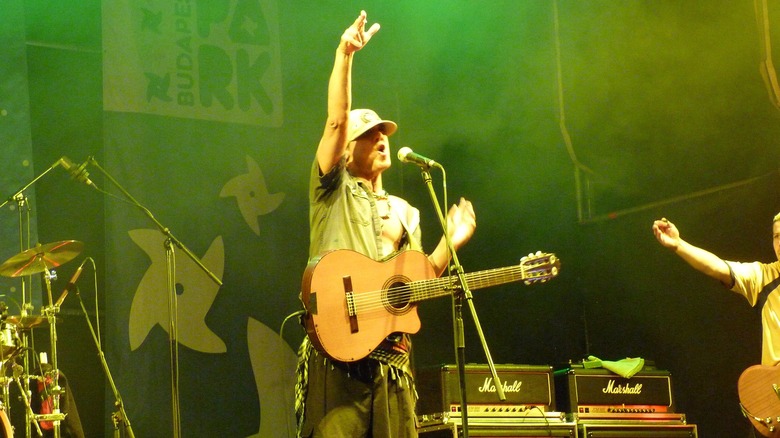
[102,1,302,436]
[103,0,283,127]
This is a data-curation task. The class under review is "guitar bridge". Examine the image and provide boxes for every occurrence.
[343,276,359,333]
[346,292,356,317]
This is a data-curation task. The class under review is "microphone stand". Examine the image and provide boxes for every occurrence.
[84,157,222,438]
[74,279,134,437]
[416,166,505,438]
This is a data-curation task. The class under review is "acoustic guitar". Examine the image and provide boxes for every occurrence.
[300,249,559,362]
[739,364,780,437]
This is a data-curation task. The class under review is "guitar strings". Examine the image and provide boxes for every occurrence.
[347,263,548,307]
[346,264,551,313]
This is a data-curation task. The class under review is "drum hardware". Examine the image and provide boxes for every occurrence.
[10,363,43,438]
[0,370,14,438]
[0,241,83,279]
[0,159,90,438]
[0,402,14,438]
[5,316,52,331]
[0,322,21,363]
[32,365,68,428]
[39,272,65,438]
[34,413,66,423]
[0,322,30,437]
[0,240,83,438]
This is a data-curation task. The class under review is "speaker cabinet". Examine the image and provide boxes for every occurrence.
[418,422,577,437]
[579,424,697,437]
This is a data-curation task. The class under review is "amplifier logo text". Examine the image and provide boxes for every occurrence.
[478,377,523,393]
[602,379,643,395]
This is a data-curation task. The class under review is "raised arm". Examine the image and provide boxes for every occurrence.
[316,11,380,175]
[652,218,732,286]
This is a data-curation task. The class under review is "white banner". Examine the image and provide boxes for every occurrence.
[103,0,283,126]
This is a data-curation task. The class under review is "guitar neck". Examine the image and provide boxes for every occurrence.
[410,265,527,303]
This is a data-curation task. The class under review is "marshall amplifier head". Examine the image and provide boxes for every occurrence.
[416,364,556,416]
[554,365,676,419]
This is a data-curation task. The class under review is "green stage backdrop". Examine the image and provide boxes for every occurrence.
[2,1,780,437]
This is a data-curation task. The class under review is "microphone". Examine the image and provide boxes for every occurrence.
[396,147,439,168]
[59,156,94,187]
[55,259,87,307]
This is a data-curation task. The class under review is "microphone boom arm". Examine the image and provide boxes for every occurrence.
[84,156,220,438]
[0,159,63,210]
[85,157,221,286]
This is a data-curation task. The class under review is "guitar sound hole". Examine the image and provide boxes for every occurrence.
[383,278,412,315]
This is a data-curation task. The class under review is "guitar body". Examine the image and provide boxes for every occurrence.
[301,250,436,362]
[300,249,559,362]
[739,364,780,437]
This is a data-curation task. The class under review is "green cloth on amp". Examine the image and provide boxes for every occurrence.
[583,355,645,378]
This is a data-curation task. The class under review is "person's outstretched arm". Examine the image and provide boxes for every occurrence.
[652,218,732,286]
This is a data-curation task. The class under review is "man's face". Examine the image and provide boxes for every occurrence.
[773,221,780,261]
[347,125,391,179]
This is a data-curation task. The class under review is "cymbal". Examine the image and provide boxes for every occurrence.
[6,315,48,329]
[0,240,83,277]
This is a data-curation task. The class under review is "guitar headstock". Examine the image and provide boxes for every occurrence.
[520,251,560,285]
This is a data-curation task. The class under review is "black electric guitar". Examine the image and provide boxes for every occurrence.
[300,249,560,362]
